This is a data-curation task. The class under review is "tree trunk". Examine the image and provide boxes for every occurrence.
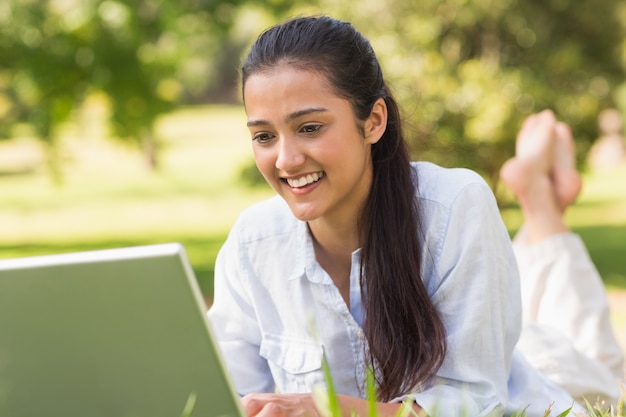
[141,130,159,171]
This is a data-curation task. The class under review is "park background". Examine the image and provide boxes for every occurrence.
[1,0,625,351]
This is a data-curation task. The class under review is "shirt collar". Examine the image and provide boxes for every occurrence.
[287,220,330,284]
[287,221,362,285]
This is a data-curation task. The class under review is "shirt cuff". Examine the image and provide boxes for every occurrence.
[512,232,587,264]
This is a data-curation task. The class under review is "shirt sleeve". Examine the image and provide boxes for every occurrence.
[405,180,522,417]
[207,225,275,395]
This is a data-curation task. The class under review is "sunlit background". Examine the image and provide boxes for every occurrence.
[1,0,625,347]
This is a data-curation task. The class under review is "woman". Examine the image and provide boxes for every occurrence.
[208,15,620,417]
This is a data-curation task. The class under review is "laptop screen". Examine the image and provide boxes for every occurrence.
[0,243,244,417]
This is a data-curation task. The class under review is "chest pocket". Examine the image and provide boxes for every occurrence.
[260,333,324,392]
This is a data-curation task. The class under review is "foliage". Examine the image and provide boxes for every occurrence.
[3,0,626,187]
[582,396,626,417]
[238,157,269,188]
[0,0,278,173]
[292,0,626,191]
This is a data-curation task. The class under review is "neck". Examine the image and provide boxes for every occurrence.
[308,216,360,258]
[308,217,360,305]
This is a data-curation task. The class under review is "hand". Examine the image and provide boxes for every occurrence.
[242,393,321,417]
[241,392,422,417]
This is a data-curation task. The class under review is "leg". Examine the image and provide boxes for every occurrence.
[501,110,625,405]
[514,234,624,406]
[499,110,579,244]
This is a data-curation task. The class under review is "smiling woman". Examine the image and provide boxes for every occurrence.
[244,67,382,227]
[207,15,624,417]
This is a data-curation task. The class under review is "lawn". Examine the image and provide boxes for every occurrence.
[1,103,625,299]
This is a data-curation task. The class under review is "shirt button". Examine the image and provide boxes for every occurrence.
[357,330,365,340]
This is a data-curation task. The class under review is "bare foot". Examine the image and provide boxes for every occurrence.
[499,110,557,200]
[553,122,582,211]
[500,110,569,243]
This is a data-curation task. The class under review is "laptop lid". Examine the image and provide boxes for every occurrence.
[0,243,245,417]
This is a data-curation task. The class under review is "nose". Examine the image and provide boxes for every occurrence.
[275,135,305,172]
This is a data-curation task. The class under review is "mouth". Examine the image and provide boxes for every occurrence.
[283,172,325,188]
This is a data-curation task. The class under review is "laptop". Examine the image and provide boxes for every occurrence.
[0,243,246,417]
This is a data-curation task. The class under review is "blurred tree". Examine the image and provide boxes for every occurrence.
[3,0,625,189]
[0,0,91,181]
[0,0,287,177]
[293,0,626,196]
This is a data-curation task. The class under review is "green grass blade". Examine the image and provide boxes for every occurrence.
[179,392,197,417]
[321,350,342,417]
[366,367,377,417]
[554,406,573,417]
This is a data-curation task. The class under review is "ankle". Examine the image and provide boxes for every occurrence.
[517,178,569,243]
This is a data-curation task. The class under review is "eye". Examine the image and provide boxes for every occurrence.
[300,124,322,135]
[252,132,275,144]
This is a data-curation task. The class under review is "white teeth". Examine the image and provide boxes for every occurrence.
[286,172,324,188]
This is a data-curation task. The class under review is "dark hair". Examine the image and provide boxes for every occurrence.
[242,15,446,401]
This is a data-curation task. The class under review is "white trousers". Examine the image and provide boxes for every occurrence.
[514,232,625,407]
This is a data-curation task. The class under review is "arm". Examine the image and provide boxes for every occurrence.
[241,393,422,417]
[208,226,275,394]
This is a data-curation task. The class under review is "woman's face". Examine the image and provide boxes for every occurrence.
[243,65,386,226]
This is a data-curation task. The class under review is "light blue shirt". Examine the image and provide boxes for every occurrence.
[208,162,580,417]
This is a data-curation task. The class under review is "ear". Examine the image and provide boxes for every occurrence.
[364,97,387,145]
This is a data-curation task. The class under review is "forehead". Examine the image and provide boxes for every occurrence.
[243,65,352,119]
[243,65,333,97]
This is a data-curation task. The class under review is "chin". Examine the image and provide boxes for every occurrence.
[287,204,321,223]
[292,212,319,223]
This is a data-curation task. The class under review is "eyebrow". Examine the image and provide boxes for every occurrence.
[246,107,329,127]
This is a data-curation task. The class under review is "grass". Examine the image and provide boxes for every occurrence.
[313,356,626,417]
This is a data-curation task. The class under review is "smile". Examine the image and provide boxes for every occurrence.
[285,172,324,188]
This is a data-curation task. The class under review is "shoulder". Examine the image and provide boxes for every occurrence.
[411,163,517,304]
[411,161,494,210]
[412,161,508,285]
[229,195,299,243]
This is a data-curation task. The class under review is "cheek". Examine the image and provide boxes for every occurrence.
[319,138,368,167]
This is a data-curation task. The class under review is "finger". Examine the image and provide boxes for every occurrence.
[242,394,271,417]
